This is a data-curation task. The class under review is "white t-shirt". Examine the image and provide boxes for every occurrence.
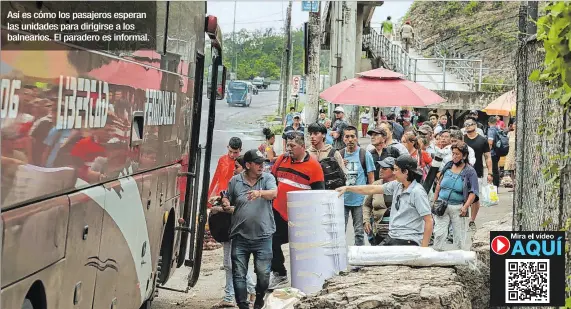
[360,113,370,124]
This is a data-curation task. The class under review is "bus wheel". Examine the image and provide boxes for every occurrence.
[22,299,34,309]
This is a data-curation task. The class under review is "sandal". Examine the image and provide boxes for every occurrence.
[211,300,236,308]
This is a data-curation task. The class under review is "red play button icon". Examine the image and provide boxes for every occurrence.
[491,236,510,255]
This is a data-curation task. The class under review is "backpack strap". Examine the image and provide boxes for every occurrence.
[327,147,336,159]
[359,148,367,173]
[340,148,367,172]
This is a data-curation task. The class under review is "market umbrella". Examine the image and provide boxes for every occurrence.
[319,68,446,107]
[482,89,516,117]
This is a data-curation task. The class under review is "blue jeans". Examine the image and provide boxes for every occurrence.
[345,205,365,246]
[223,241,255,302]
[231,235,273,309]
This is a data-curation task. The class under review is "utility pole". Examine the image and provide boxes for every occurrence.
[232,1,237,74]
[305,2,322,124]
[277,50,285,116]
[280,1,293,122]
[340,1,359,127]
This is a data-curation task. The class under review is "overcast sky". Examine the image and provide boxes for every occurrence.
[207,1,413,33]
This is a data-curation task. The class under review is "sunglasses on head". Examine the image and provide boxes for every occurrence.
[285,131,304,140]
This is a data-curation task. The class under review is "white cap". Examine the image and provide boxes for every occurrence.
[334,106,345,113]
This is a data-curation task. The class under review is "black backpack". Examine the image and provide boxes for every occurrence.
[319,148,347,190]
[208,211,232,243]
[493,130,510,157]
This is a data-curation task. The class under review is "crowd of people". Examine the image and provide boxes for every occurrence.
[205,106,516,309]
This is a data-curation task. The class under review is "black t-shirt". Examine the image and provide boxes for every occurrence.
[464,134,490,177]
[369,147,401,180]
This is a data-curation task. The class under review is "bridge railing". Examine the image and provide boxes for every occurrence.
[407,58,515,91]
[364,28,515,92]
[363,28,416,79]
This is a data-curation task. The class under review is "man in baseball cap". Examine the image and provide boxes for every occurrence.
[224,148,276,309]
[367,127,400,180]
[336,154,433,247]
[331,106,348,150]
[244,149,269,164]
[417,124,433,136]
[282,113,305,151]
[378,156,396,169]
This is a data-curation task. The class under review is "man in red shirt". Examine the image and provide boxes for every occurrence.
[207,137,242,208]
[269,131,324,289]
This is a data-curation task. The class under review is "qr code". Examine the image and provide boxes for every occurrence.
[505,259,549,303]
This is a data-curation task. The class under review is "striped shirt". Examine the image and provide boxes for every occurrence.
[271,153,325,221]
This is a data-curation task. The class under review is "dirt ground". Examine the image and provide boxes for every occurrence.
[150,190,513,309]
[152,244,292,309]
[151,248,228,309]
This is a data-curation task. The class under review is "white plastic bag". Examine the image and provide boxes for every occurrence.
[347,246,476,267]
[263,288,306,309]
[480,184,499,207]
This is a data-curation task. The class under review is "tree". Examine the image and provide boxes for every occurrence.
[222,27,290,80]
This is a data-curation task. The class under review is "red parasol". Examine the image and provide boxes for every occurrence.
[320,68,446,107]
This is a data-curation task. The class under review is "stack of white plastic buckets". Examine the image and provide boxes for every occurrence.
[286,190,347,295]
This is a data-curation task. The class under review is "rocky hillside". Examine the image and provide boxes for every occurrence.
[405,1,521,88]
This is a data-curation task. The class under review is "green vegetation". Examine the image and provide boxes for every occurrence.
[530,1,571,197]
[406,1,520,85]
[270,125,284,135]
[220,27,330,81]
[530,4,571,302]
[463,1,481,15]
[477,76,510,93]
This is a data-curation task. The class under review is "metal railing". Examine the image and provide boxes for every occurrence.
[431,40,516,91]
[363,28,416,79]
[363,28,515,92]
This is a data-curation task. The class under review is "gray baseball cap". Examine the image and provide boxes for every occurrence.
[378,157,396,169]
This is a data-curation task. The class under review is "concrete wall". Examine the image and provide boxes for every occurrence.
[359,58,373,73]
[430,90,502,110]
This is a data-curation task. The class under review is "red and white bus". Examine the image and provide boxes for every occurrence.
[1,2,226,308]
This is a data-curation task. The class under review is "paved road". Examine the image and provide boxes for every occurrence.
[199,84,280,178]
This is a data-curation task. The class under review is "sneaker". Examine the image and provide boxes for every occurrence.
[267,272,289,290]
[211,300,235,308]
